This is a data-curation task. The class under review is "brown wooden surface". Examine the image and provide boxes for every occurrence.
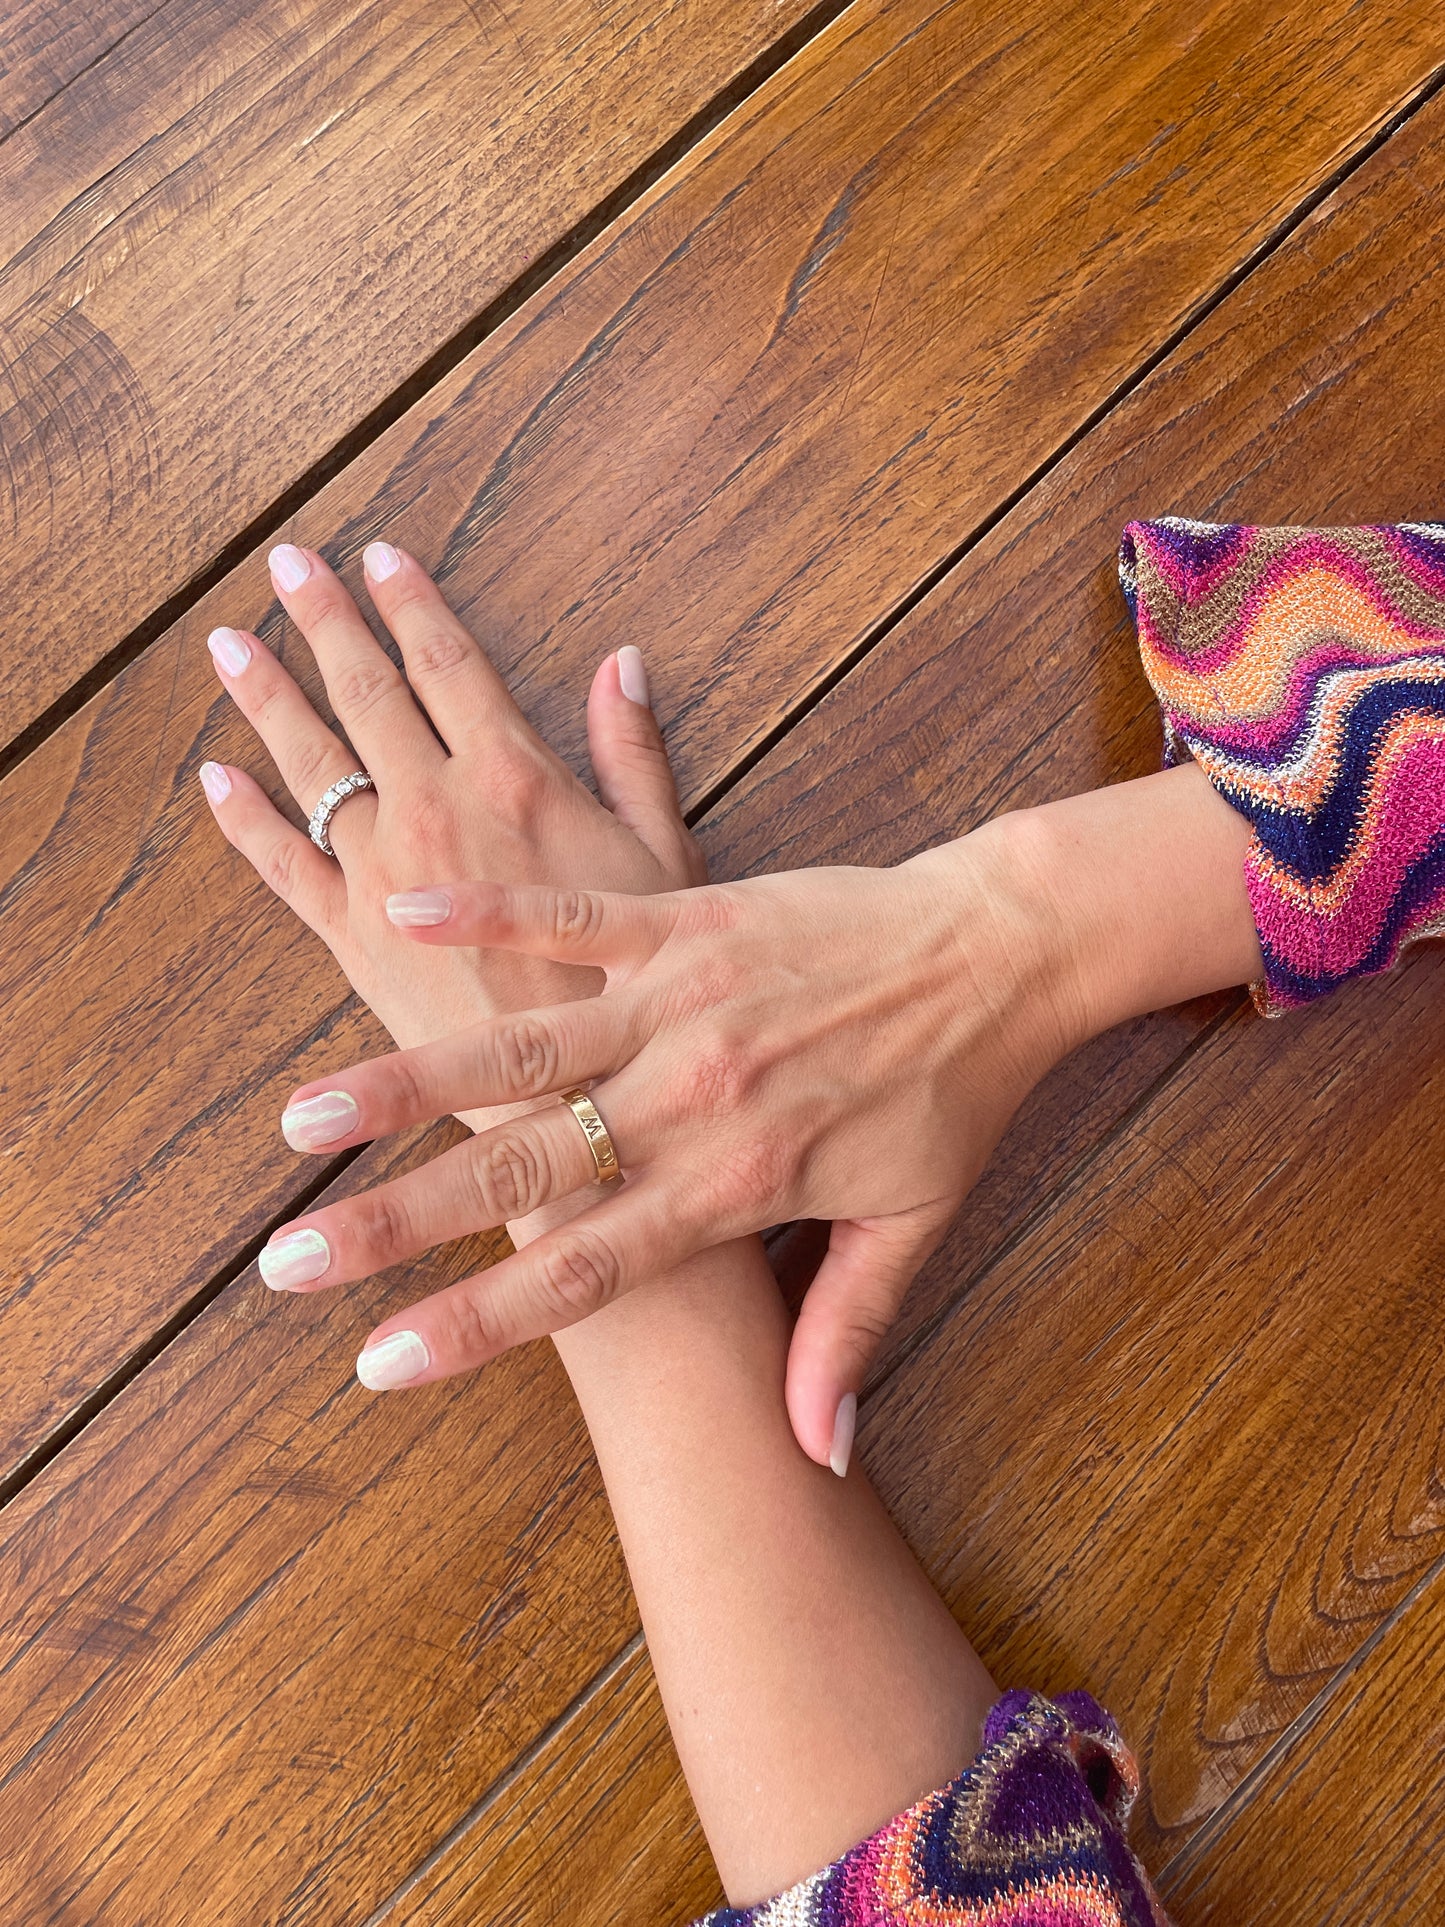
[0,1125,647,1926]
[1159,1568,1445,1921]
[5,0,1445,1919]
[345,70,1445,1927]
[0,0,823,747]
[0,0,168,139]
[3,0,1439,1492]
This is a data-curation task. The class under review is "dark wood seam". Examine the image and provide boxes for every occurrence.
[0,0,860,786]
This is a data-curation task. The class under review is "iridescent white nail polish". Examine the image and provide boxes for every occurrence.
[199,761,231,804]
[259,1227,331,1290]
[364,541,402,581]
[207,627,252,675]
[357,1331,430,1390]
[281,1089,360,1151]
[386,889,451,927]
[269,543,311,593]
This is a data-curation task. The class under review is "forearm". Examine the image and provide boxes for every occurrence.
[536,1232,996,1908]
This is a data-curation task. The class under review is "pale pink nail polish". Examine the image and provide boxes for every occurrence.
[386,888,452,927]
[829,1392,857,1479]
[207,627,252,676]
[259,1227,331,1291]
[269,544,311,593]
[617,645,650,708]
[357,1330,430,1390]
[364,541,401,581]
[281,1089,360,1150]
[199,761,231,803]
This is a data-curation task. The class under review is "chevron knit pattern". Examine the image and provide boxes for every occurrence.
[693,1693,1169,1927]
[1120,518,1445,1013]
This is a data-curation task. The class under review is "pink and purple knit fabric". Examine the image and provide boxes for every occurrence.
[1121,517,1445,1014]
[695,1692,1168,1926]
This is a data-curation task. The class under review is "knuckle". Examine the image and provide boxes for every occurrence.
[492,1015,557,1099]
[408,623,472,680]
[486,746,549,827]
[353,1186,413,1265]
[547,888,605,949]
[679,1033,750,1115]
[534,1235,619,1323]
[259,836,303,902]
[333,660,400,720]
[475,1131,543,1221]
[286,736,336,804]
[712,1131,792,1209]
[444,1275,505,1361]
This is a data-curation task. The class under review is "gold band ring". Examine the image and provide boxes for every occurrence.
[560,1089,621,1184]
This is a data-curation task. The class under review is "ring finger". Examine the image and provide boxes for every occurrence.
[257,1103,604,1292]
[207,622,378,850]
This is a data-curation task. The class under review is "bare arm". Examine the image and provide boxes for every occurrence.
[549,1234,995,1907]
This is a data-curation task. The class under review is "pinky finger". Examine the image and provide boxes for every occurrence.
[200,760,344,937]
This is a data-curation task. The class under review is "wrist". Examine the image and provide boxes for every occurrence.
[998,761,1263,1041]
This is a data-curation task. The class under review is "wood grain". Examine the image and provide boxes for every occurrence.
[703,80,1445,1386]
[0,1124,647,1926]
[0,0,823,744]
[859,944,1445,1872]
[389,1645,723,1927]
[0,0,171,141]
[3,0,1441,1490]
[358,87,1445,1921]
[1160,1572,1445,1922]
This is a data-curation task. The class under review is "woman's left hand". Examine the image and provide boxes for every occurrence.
[201,537,702,1278]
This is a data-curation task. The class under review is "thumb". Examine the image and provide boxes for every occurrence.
[785,1205,951,1476]
[587,648,705,885]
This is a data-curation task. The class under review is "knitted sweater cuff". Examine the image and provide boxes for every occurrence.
[1120,518,1445,1015]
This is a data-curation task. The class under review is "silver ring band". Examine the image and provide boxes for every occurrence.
[308,771,374,856]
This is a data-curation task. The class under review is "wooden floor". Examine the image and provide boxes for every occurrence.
[3,2,1444,1920]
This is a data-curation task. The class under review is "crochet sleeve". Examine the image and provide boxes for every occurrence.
[691,1691,1169,1927]
[1120,518,1445,1015]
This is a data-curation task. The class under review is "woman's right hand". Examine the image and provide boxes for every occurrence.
[267,761,1261,1468]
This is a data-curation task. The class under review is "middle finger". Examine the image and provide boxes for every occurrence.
[267,542,441,780]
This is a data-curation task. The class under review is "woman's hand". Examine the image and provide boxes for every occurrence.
[200,538,701,1225]
[262,760,1261,1470]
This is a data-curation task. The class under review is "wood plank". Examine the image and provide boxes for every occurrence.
[387,1646,722,1927]
[0,1124,647,1926]
[1159,1573,1445,1922]
[0,0,169,140]
[3,0,1440,1486]
[856,943,1445,1873]
[0,0,824,745]
[291,101,1445,1922]
[702,74,1445,1387]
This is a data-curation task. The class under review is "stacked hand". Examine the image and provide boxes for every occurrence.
[207,543,1259,1471]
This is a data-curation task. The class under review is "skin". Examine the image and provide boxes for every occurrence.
[202,539,998,1903]
[203,540,1259,1903]
[257,690,1263,1464]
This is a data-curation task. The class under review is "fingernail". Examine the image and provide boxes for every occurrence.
[207,626,252,676]
[259,1226,331,1291]
[364,541,402,581]
[281,1089,360,1150]
[269,543,311,593]
[617,645,650,707]
[357,1330,430,1390]
[387,888,452,927]
[199,761,231,804]
[829,1392,858,1479]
